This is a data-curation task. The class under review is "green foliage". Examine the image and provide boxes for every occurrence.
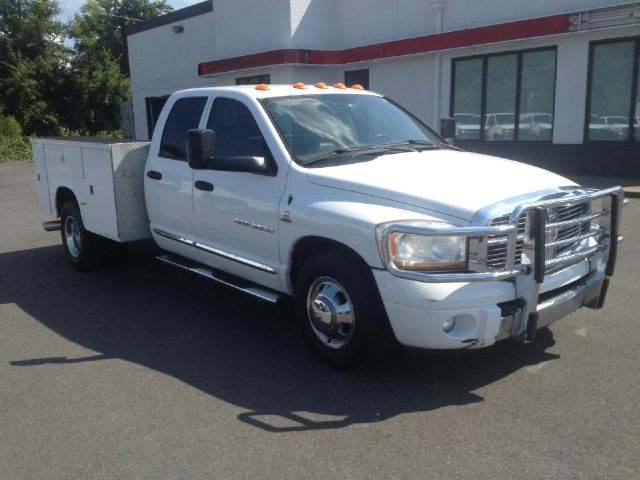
[0,0,172,140]
[0,137,32,162]
[66,48,131,134]
[68,0,172,75]
[0,112,23,137]
[0,0,69,135]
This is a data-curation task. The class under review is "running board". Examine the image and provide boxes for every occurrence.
[156,253,282,304]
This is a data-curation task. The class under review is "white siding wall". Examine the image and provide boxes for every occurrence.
[127,0,640,141]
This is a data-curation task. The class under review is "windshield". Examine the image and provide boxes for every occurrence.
[260,94,442,165]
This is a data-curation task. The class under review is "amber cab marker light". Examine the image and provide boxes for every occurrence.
[255,84,270,91]
[332,82,347,89]
[292,82,307,89]
[350,84,364,90]
[314,82,328,89]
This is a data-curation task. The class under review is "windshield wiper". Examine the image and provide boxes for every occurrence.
[385,139,460,151]
[303,144,381,166]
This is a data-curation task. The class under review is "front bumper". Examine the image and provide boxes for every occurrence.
[373,187,623,350]
[374,259,606,350]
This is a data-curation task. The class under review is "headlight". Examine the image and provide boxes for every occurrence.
[387,232,467,272]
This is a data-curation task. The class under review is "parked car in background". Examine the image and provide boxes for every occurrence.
[519,113,553,141]
[453,113,481,140]
[588,115,630,141]
[485,113,516,141]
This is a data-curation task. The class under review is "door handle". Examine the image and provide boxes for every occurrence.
[147,170,162,180]
[194,180,214,192]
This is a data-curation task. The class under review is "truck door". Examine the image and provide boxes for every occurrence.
[191,96,287,290]
[145,95,208,254]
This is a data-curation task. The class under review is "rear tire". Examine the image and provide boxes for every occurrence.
[60,201,101,271]
[294,249,392,369]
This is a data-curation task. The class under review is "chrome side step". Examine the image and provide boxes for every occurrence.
[156,253,282,304]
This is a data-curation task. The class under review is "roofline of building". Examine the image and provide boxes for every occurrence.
[198,14,569,76]
[126,0,212,36]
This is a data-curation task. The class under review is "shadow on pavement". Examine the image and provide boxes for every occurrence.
[0,243,559,432]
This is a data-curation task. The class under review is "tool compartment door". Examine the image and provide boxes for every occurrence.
[32,141,52,215]
[81,147,119,240]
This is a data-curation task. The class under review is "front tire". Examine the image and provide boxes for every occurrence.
[60,201,101,271]
[294,249,391,368]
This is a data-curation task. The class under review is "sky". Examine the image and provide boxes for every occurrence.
[56,0,198,23]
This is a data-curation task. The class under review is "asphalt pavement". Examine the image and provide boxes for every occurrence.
[1,161,639,479]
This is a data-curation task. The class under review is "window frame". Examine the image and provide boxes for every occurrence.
[584,36,640,144]
[450,46,558,143]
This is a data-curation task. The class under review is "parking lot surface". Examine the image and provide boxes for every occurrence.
[1,161,639,479]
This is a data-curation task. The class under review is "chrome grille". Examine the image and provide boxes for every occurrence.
[483,194,613,275]
[548,203,591,257]
[486,214,527,269]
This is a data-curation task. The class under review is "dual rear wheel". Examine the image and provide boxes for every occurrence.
[60,201,127,271]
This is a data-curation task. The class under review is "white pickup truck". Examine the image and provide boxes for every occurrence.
[32,83,624,367]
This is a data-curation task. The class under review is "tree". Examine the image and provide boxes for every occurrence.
[68,0,172,76]
[0,0,69,135]
[66,48,131,134]
[0,0,172,137]
[64,0,172,134]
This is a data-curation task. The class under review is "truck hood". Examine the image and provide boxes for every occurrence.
[306,150,576,222]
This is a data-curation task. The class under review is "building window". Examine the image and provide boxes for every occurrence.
[451,48,557,142]
[145,95,169,139]
[345,69,369,89]
[586,38,640,142]
[235,74,271,85]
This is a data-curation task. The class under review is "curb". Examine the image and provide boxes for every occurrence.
[623,187,640,199]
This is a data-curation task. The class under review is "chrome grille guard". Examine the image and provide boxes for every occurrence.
[378,186,624,284]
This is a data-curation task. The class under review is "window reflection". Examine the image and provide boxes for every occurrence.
[486,54,517,141]
[452,58,482,140]
[587,41,634,141]
[519,50,556,141]
[635,66,640,142]
[261,94,440,165]
[451,48,556,142]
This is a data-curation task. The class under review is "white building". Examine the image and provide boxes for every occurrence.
[126,0,640,176]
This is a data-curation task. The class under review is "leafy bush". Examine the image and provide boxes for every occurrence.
[0,113,23,137]
[0,137,32,162]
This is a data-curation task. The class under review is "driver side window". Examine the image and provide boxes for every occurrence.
[207,98,265,157]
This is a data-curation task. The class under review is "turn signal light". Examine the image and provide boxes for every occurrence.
[350,84,364,90]
[314,82,328,89]
[255,84,269,91]
[332,82,347,89]
[292,82,307,89]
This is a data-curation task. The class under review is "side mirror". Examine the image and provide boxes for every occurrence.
[208,156,269,174]
[440,118,456,144]
[186,129,216,170]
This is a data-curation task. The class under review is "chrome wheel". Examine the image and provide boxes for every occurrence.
[306,276,355,349]
[64,215,81,258]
